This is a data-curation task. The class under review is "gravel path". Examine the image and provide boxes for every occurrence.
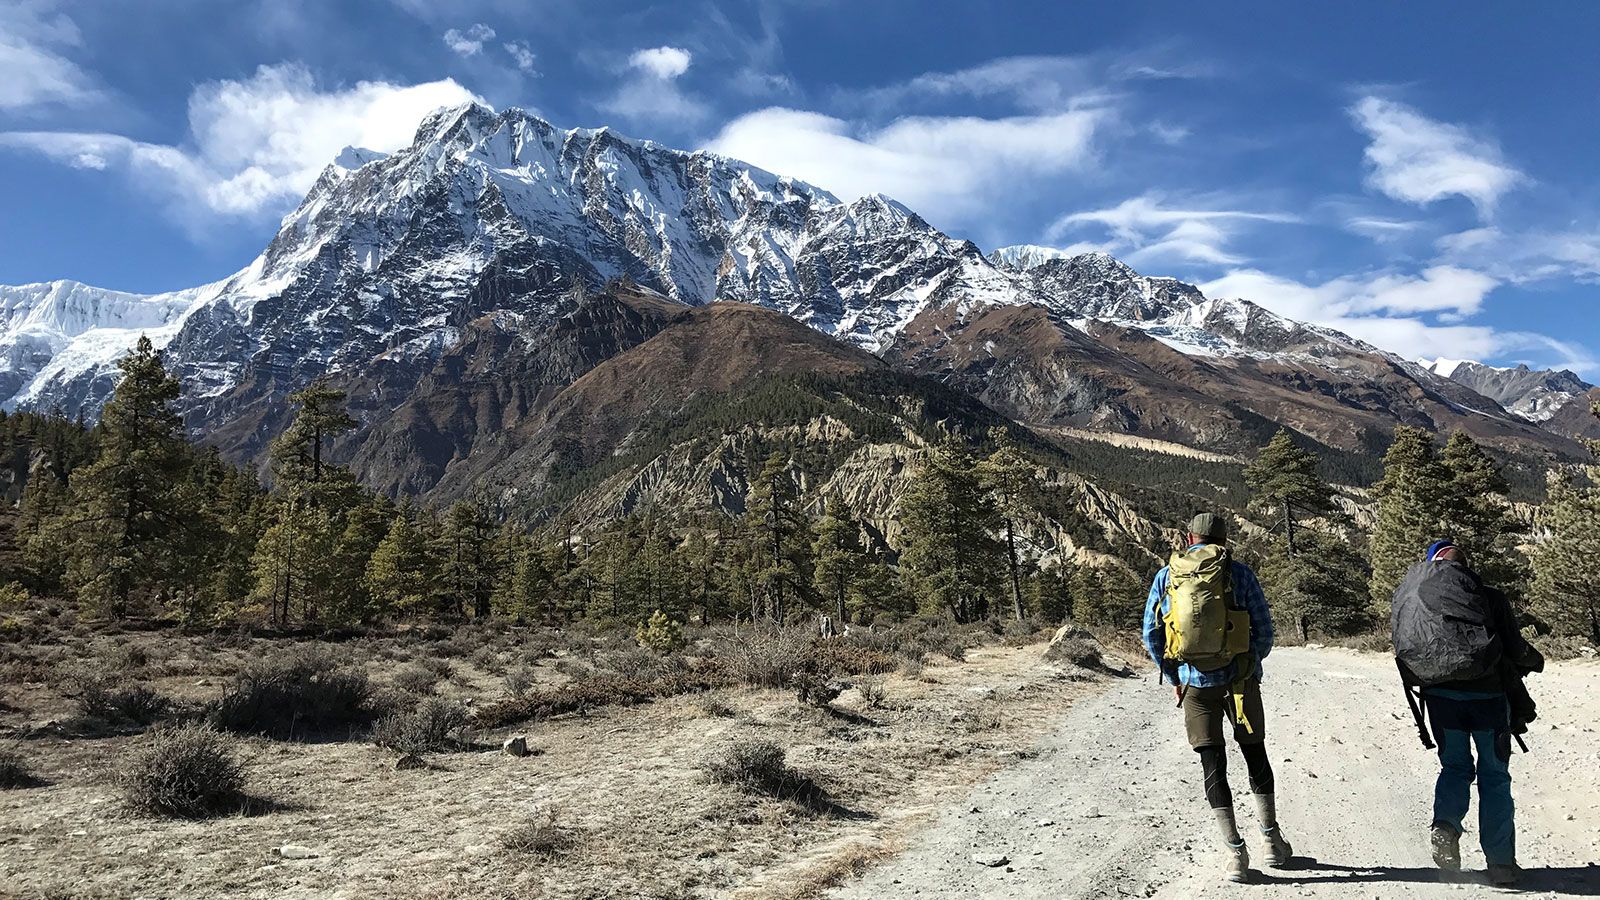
[831,646,1600,898]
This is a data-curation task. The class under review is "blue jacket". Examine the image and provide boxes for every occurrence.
[1142,543,1274,687]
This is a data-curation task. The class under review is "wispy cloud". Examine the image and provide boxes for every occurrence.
[503,41,536,73]
[601,46,707,127]
[1194,265,1600,374]
[0,1,100,112]
[1,63,478,220]
[1044,193,1299,267]
[1349,96,1524,218]
[706,106,1107,224]
[442,23,496,57]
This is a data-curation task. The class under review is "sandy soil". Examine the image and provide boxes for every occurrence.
[0,637,1101,900]
[830,646,1600,898]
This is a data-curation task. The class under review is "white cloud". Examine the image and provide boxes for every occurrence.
[1191,265,1598,372]
[1,63,479,219]
[443,23,496,57]
[503,41,536,73]
[1043,193,1298,267]
[629,46,692,80]
[1349,96,1524,217]
[0,1,99,111]
[1344,216,1419,242]
[705,107,1105,223]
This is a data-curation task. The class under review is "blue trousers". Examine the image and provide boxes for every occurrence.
[1424,690,1515,866]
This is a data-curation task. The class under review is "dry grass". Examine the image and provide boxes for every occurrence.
[0,617,1081,899]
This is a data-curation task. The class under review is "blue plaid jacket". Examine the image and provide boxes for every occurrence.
[1142,543,1274,688]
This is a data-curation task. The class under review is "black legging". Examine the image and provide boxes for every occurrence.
[1199,743,1275,809]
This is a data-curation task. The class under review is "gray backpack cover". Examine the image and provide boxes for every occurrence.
[1390,560,1502,686]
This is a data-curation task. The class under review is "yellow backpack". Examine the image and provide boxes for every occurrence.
[1161,544,1251,672]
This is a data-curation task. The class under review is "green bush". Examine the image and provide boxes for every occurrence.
[635,610,686,655]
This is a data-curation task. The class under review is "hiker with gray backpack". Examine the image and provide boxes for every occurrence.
[1143,513,1291,883]
[1391,539,1543,886]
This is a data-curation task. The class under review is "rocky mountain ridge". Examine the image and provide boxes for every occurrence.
[0,102,1584,514]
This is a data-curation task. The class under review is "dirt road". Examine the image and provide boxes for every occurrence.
[831,646,1600,898]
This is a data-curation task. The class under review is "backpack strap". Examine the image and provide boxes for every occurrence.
[1397,658,1435,750]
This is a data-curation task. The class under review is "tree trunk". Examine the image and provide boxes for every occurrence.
[1005,517,1023,622]
[1285,499,1297,559]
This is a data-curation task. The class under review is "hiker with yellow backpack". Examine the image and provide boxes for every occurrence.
[1142,513,1291,883]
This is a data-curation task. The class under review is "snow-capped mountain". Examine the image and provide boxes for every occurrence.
[0,102,1583,485]
[1427,358,1594,423]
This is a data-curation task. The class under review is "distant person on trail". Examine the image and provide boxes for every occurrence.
[1143,513,1289,883]
[1391,540,1543,887]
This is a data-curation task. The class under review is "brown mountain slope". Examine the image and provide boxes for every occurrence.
[428,301,890,509]
[887,303,1583,467]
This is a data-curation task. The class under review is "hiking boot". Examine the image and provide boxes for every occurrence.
[1430,822,1461,871]
[1223,839,1251,883]
[1487,863,1522,887]
[1262,826,1293,868]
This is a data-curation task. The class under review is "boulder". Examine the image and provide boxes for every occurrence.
[503,735,530,758]
[394,754,426,771]
[1043,624,1105,670]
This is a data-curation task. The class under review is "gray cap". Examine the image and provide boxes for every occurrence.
[1187,512,1227,541]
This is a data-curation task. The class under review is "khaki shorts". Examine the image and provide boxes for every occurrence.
[1182,678,1266,749]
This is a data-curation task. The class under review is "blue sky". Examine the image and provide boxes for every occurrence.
[2,0,1598,375]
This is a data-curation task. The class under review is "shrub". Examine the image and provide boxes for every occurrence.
[393,663,442,694]
[721,627,811,688]
[503,666,536,699]
[211,646,372,739]
[795,674,843,708]
[500,807,577,857]
[471,646,507,676]
[696,692,736,718]
[635,610,687,655]
[704,740,828,809]
[0,747,41,789]
[119,724,246,818]
[373,696,469,754]
[856,676,887,709]
[72,668,170,726]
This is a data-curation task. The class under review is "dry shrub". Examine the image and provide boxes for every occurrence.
[471,646,507,676]
[211,645,372,740]
[696,692,736,718]
[500,807,577,857]
[856,676,887,709]
[119,724,246,818]
[704,740,829,810]
[393,663,442,694]
[503,666,536,698]
[471,661,725,729]
[1042,625,1106,670]
[0,747,41,789]
[373,696,470,754]
[720,627,811,688]
[77,680,171,726]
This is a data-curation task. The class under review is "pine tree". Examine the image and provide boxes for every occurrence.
[1027,566,1073,624]
[253,383,362,625]
[1368,426,1452,617]
[1530,402,1600,642]
[325,494,394,624]
[978,433,1032,621]
[1070,564,1144,629]
[744,451,812,623]
[811,497,865,625]
[1256,530,1370,640]
[1243,429,1337,558]
[63,336,200,618]
[899,438,1003,623]
[364,505,438,616]
[1439,431,1529,605]
[493,530,555,623]
[440,498,500,619]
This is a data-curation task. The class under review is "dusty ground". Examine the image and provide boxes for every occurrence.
[830,645,1600,898]
[0,628,1103,900]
